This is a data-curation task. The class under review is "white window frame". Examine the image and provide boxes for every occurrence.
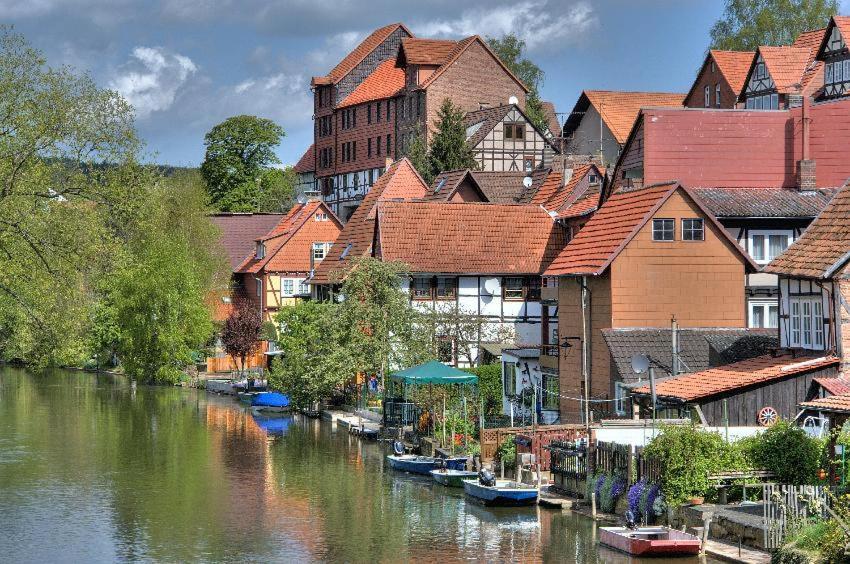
[652,218,675,241]
[747,230,793,264]
[715,84,721,107]
[312,242,330,260]
[681,218,704,241]
[789,296,825,350]
[704,85,710,107]
[281,279,295,297]
[297,279,310,295]
[748,300,779,329]
[614,382,627,415]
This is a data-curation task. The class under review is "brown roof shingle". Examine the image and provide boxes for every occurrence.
[310,158,428,284]
[337,59,405,108]
[398,38,459,66]
[376,201,568,274]
[633,353,840,402]
[210,213,286,271]
[765,183,850,278]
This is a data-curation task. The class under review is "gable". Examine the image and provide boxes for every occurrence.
[427,38,527,93]
[745,53,775,95]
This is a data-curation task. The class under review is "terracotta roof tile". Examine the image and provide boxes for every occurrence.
[793,28,827,51]
[765,183,850,278]
[312,23,409,86]
[710,50,756,95]
[293,144,314,174]
[376,201,568,274]
[534,164,603,218]
[399,37,458,66]
[633,354,839,402]
[800,392,850,413]
[757,46,815,94]
[210,213,286,270]
[566,91,685,145]
[692,187,837,218]
[813,377,850,396]
[310,158,428,284]
[337,59,405,108]
[463,105,512,148]
[540,101,561,137]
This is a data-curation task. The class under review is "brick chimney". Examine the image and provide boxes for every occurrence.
[797,96,816,191]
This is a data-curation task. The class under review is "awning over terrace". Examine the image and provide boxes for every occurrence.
[389,360,477,386]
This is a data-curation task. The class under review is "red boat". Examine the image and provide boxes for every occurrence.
[600,526,702,556]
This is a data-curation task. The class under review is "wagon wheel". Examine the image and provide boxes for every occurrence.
[758,406,779,427]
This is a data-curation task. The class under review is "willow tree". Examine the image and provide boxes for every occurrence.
[0,28,144,365]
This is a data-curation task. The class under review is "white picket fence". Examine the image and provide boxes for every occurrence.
[763,484,829,549]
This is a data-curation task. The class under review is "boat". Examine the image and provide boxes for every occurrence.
[386,455,467,475]
[599,526,702,556]
[250,392,291,413]
[238,391,259,404]
[430,468,478,487]
[462,479,539,506]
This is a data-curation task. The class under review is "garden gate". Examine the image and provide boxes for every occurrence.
[762,484,829,549]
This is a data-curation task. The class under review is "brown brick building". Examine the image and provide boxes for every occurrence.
[684,50,753,109]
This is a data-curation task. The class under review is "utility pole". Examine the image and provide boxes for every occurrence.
[671,316,679,377]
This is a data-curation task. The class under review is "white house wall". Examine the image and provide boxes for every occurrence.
[473,108,555,172]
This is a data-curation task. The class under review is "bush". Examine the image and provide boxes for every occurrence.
[462,364,502,415]
[644,424,747,507]
[743,421,823,484]
[496,436,516,469]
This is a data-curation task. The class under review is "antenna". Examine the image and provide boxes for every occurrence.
[631,354,650,375]
[522,176,533,188]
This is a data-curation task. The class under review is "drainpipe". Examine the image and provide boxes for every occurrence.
[581,276,591,429]
[671,316,679,377]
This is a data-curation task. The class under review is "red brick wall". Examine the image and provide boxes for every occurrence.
[838,271,850,377]
[684,56,739,109]
[334,100,396,175]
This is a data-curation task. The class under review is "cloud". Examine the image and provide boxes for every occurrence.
[110,46,198,118]
[417,0,597,50]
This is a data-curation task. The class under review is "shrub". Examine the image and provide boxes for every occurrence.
[461,364,502,415]
[627,479,665,523]
[600,474,626,513]
[743,421,823,484]
[496,436,516,469]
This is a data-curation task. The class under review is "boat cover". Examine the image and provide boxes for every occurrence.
[251,392,290,408]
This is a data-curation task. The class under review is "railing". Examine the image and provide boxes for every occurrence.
[382,398,421,428]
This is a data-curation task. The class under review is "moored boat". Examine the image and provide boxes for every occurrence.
[386,455,467,475]
[251,392,291,413]
[430,468,478,487]
[599,526,702,556]
[462,479,539,506]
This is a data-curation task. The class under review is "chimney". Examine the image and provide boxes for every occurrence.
[797,96,816,191]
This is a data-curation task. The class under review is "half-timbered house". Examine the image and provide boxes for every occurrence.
[462,104,558,172]
[739,42,823,109]
[815,16,850,100]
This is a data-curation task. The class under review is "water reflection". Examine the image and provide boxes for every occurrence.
[0,368,718,563]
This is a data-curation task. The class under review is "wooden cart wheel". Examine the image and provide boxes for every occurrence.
[758,406,778,427]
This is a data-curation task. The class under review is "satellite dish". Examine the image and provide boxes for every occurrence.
[631,354,650,375]
[508,95,519,105]
[522,176,533,188]
[483,277,500,295]
[296,192,308,204]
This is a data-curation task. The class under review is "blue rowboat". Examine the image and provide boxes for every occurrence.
[386,455,468,475]
[430,469,478,487]
[251,392,290,412]
[463,479,539,506]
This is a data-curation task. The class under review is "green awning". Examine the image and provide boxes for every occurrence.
[389,360,478,385]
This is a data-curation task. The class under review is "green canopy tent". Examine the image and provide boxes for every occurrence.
[389,360,478,453]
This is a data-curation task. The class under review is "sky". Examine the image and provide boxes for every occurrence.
[1,0,843,167]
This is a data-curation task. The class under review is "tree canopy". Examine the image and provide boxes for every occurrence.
[486,33,549,134]
[200,115,287,212]
[425,99,478,180]
[221,297,263,376]
[710,0,838,50]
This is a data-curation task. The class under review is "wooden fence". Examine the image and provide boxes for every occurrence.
[547,440,665,496]
[763,484,829,549]
[481,424,586,471]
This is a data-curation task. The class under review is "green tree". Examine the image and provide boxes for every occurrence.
[268,300,356,408]
[256,167,296,213]
[427,99,478,179]
[200,115,285,212]
[486,33,549,133]
[710,0,838,50]
[0,27,144,366]
[740,420,823,484]
[405,128,432,185]
[104,173,226,384]
[338,258,431,385]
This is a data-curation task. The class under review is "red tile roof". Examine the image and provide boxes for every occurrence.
[337,59,405,108]
[399,38,459,66]
[792,28,827,51]
[236,200,341,274]
[310,158,428,284]
[312,23,410,86]
[755,46,815,94]
[293,144,314,174]
[817,16,850,60]
[813,377,850,396]
[376,201,568,274]
[711,50,756,95]
[533,164,603,218]
[568,91,685,145]
[210,213,286,270]
[765,183,850,278]
[633,354,840,402]
[800,393,850,413]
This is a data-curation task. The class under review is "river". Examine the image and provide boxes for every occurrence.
[0,368,720,563]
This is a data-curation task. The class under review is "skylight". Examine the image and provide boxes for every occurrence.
[434,177,447,193]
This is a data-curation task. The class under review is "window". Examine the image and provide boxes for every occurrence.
[282,279,295,296]
[523,156,534,172]
[386,101,391,121]
[367,137,372,157]
[503,362,517,396]
[715,84,721,107]
[367,104,372,124]
[386,134,391,154]
[526,277,541,301]
[298,280,310,295]
[789,296,824,349]
[255,278,262,297]
[505,123,525,140]
[652,218,675,241]
[542,373,559,410]
[412,277,431,299]
[711,60,716,73]
[749,300,779,328]
[681,218,704,241]
[377,136,382,156]
[704,85,710,107]
[352,140,356,160]
[376,101,382,122]
[315,212,327,221]
[312,242,329,260]
[748,231,792,264]
[435,277,456,300]
[503,277,524,300]
[614,383,627,415]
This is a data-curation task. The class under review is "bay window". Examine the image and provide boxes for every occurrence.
[789,296,825,349]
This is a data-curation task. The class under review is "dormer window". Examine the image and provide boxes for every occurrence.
[256,242,265,259]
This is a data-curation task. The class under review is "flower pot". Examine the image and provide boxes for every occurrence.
[689,497,704,506]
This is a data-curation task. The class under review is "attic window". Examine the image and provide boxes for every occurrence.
[315,212,328,221]
[505,123,525,140]
[339,242,352,260]
[434,177,447,193]
[652,219,675,241]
